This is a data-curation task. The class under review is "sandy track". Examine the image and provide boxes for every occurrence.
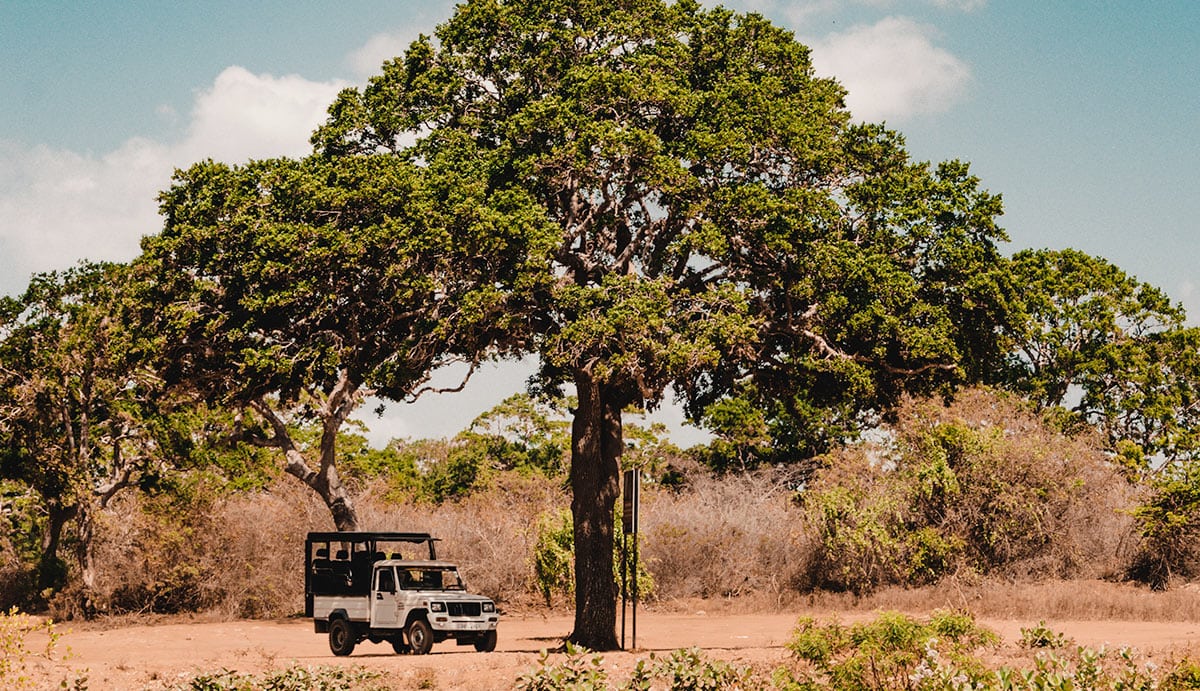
[23,611,1200,689]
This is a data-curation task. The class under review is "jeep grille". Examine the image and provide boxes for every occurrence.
[447,602,482,617]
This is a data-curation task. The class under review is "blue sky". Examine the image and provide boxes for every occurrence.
[2,1,1197,442]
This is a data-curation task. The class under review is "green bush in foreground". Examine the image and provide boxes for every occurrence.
[516,644,753,691]
[154,665,387,691]
[778,609,997,690]
[0,606,78,690]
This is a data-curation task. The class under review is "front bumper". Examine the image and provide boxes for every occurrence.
[430,617,499,633]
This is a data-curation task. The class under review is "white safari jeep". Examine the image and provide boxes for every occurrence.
[305,531,499,656]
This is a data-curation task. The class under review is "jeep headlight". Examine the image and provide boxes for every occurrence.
[430,601,446,612]
[482,601,495,613]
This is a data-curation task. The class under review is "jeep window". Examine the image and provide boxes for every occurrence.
[376,567,396,593]
[400,567,465,591]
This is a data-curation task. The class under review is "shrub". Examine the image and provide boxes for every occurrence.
[517,645,755,691]
[0,607,71,689]
[641,468,808,600]
[798,388,1134,593]
[1161,658,1200,690]
[781,609,997,690]
[1130,458,1200,589]
[531,504,654,607]
[154,665,386,691]
[1019,621,1071,650]
[515,644,609,691]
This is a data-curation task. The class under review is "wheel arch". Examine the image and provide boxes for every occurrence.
[404,608,429,628]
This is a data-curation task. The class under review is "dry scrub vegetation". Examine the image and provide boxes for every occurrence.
[4,388,1198,626]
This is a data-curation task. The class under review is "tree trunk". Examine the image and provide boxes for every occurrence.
[74,499,99,618]
[567,369,624,651]
[283,448,359,531]
[38,500,75,593]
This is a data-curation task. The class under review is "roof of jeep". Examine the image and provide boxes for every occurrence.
[378,559,460,569]
[305,531,437,543]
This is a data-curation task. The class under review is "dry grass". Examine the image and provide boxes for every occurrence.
[789,577,1200,622]
[640,468,810,601]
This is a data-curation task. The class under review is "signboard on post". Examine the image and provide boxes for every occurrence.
[622,469,639,534]
[620,469,640,650]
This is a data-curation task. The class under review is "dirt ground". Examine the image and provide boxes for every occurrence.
[22,608,1200,689]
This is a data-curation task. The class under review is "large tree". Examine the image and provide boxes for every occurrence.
[313,0,1009,648]
[139,153,550,530]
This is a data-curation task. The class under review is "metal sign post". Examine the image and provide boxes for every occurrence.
[620,469,640,650]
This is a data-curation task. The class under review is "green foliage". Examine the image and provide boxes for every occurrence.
[783,610,997,690]
[533,508,576,606]
[465,394,570,477]
[1002,249,1198,461]
[516,644,609,691]
[1130,458,1200,588]
[620,420,689,482]
[517,645,751,691]
[1161,658,1200,690]
[799,388,1124,593]
[0,607,71,690]
[0,482,42,608]
[156,665,386,691]
[531,506,654,606]
[1019,621,1071,650]
[640,648,751,690]
[698,397,772,473]
[0,263,203,608]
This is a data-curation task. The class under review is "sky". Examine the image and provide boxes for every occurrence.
[1,1,1197,444]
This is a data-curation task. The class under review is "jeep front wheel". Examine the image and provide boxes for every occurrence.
[328,618,356,656]
[474,629,497,653]
[408,618,434,655]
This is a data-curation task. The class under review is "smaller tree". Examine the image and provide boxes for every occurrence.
[0,264,189,612]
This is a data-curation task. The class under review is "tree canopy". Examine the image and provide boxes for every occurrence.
[1003,248,1197,464]
[138,152,553,529]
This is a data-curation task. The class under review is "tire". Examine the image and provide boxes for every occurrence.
[474,629,497,653]
[328,618,356,657]
[407,618,434,655]
[391,637,410,654]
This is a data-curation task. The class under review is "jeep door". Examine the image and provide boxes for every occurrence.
[371,566,401,629]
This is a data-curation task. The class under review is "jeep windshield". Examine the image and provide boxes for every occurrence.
[399,566,465,591]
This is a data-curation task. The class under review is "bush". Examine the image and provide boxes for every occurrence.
[780,609,997,690]
[531,504,654,607]
[515,644,610,691]
[1130,458,1200,589]
[517,645,755,691]
[798,388,1134,593]
[154,665,386,691]
[0,607,73,689]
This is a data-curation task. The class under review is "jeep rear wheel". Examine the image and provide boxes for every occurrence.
[407,618,434,655]
[474,629,497,653]
[328,618,356,656]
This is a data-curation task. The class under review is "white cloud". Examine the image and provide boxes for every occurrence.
[928,0,986,11]
[348,32,419,76]
[807,17,971,122]
[1180,280,1199,327]
[0,67,346,297]
[178,66,347,162]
